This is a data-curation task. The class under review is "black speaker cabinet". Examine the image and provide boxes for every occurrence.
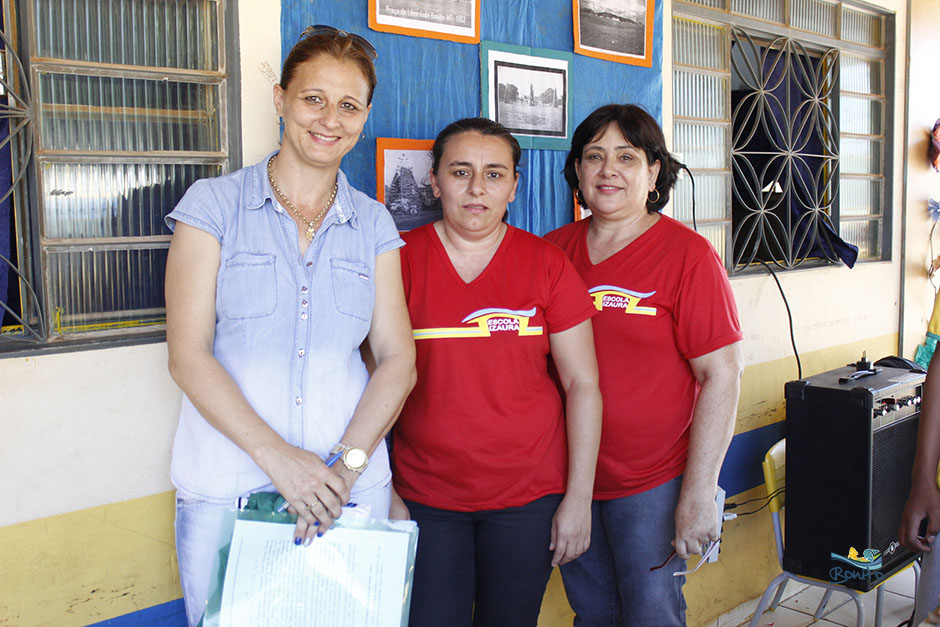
[783,363,924,591]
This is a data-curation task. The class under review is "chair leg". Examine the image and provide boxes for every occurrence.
[874,584,884,627]
[850,591,865,627]
[749,573,789,627]
[769,577,788,610]
[814,589,833,620]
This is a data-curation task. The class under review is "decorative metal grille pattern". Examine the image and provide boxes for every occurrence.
[730,27,842,271]
[0,8,43,343]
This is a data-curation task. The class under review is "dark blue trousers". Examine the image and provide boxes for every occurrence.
[404,494,562,627]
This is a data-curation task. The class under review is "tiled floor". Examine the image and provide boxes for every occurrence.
[711,564,918,627]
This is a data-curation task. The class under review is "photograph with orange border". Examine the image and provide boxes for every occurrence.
[376,137,442,232]
[369,0,480,44]
[573,0,654,67]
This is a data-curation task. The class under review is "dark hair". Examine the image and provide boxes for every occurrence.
[564,104,681,213]
[280,30,377,104]
[431,118,522,175]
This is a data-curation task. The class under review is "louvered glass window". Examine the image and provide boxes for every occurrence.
[672,16,731,262]
[1,0,232,346]
[672,1,891,272]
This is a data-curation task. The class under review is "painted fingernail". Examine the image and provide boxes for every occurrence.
[314,521,319,526]
[317,531,323,537]
[294,536,302,546]
[304,537,312,547]
[348,502,358,507]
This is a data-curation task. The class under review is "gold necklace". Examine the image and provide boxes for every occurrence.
[267,154,338,242]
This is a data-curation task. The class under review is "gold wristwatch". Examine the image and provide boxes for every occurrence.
[330,443,369,473]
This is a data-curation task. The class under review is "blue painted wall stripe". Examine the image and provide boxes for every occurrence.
[85,599,186,627]
[718,421,786,497]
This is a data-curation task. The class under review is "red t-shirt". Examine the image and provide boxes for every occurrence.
[393,223,597,511]
[545,215,742,499]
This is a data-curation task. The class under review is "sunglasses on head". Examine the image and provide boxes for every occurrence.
[298,24,378,60]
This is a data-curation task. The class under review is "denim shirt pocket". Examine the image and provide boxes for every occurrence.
[219,252,277,319]
[330,257,372,321]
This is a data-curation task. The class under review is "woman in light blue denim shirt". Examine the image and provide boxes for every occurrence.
[163,27,416,627]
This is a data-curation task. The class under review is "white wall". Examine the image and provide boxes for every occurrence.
[237,0,282,165]
[0,344,178,527]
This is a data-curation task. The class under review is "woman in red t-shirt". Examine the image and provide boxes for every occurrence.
[545,104,744,626]
[391,118,602,627]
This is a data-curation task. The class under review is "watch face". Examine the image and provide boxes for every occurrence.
[345,448,368,469]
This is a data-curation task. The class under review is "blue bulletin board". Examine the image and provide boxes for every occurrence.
[280,0,663,235]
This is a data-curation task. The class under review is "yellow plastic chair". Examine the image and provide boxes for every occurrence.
[748,438,898,627]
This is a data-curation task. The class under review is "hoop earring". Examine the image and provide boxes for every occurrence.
[648,188,660,203]
[576,189,588,209]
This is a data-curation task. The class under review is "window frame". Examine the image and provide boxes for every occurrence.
[0,0,242,354]
[671,0,895,274]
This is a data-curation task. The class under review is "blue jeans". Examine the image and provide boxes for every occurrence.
[560,476,687,627]
[404,494,563,627]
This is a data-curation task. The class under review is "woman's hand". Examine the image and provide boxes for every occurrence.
[672,489,720,560]
[550,494,592,566]
[259,445,351,544]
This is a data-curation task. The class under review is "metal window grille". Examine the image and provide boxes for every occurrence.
[0,0,233,347]
[672,1,891,273]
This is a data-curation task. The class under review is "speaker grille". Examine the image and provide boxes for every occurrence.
[871,416,919,552]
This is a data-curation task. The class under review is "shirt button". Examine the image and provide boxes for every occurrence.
[298,349,305,357]
[295,397,303,405]
[301,299,308,307]
[306,261,313,267]
[301,286,308,294]
[301,312,308,320]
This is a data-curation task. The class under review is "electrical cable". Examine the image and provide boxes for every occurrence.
[678,163,697,233]
[733,489,785,517]
[677,162,802,380]
[724,487,785,510]
[757,259,802,380]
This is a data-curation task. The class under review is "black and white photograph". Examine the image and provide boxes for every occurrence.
[574,0,654,66]
[482,42,572,149]
[494,61,566,138]
[376,138,442,231]
[369,0,479,43]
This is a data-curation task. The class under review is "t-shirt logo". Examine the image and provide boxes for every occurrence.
[589,285,657,316]
[413,307,544,340]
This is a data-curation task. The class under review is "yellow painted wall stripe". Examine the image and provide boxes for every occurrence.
[0,491,181,626]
